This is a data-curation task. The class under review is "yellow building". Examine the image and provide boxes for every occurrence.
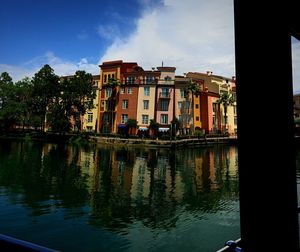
[174,76,194,134]
[82,75,100,132]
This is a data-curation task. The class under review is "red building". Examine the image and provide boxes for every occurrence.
[97,60,138,133]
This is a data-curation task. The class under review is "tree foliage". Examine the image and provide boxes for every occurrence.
[31,64,60,131]
[217,91,235,133]
[0,65,97,134]
[186,80,201,133]
[62,70,96,131]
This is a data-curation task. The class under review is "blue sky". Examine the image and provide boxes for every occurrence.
[1,0,299,92]
[0,0,150,64]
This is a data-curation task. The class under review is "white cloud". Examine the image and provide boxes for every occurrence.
[0,52,99,81]
[99,0,235,78]
[292,38,300,93]
[97,24,121,41]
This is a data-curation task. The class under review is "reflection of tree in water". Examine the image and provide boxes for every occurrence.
[89,147,180,231]
[0,141,90,216]
[89,148,134,232]
[0,141,239,233]
[86,145,239,231]
[143,154,178,230]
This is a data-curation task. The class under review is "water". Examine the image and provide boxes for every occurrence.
[0,140,240,251]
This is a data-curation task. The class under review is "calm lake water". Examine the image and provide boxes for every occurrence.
[0,140,240,251]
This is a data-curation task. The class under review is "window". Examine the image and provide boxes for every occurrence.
[143,100,149,110]
[121,114,128,124]
[120,87,125,94]
[127,76,134,84]
[186,101,190,109]
[196,116,200,121]
[146,76,153,84]
[178,101,182,109]
[180,89,185,98]
[103,101,108,110]
[144,87,150,96]
[112,74,115,79]
[103,113,109,123]
[122,100,128,109]
[161,100,169,111]
[127,87,132,94]
[86,126,93,132]
[178,115,182,122]
[87,113,93,123]
[142,115,149,124]
[232,92,237,102]
[108,74,111,80]
[195,104,199,109]
[160,114,168,124]
[213,103,217,113]
[161,88,169,97]
[106,88,112,97]
[104,74,107,83]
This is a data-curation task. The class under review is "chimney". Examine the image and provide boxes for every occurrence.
[207,71,213,76]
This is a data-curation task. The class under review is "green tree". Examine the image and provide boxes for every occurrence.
[0,72,17,131]
[149,119,159,137]
[126,118,137,135]
[187,80,201,133]
[14,77,33,131]
[31,64,60,131]
[0,72,13,109]
[47,104,71,133]
[68,71,96,131]
[217,91,235,134]
[171,117,180,138]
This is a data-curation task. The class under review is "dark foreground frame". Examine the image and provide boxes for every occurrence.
[234,0,300,251]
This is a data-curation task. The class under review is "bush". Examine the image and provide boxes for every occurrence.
[194,130,205,138]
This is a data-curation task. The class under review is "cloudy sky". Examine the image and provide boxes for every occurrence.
[0,0,299,92]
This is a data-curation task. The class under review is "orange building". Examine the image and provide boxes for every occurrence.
[97,60,138,133]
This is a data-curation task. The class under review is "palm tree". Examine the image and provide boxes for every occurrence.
[106,77,120,133]
[187,80,201,134]
[217,91,235,134]
[126,118,138,135]
[149,119,159,138]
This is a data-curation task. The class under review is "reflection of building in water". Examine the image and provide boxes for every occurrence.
[111,150,134,198]
[78,148,97,191]
[41,143,55,165]
[194,154,204,191]
[65,145,81,167]
[130,151,184,204]
[208,149,218,191]
[227,146,238,177]
[130,157,150,202]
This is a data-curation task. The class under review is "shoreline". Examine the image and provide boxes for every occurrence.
[91,135,238,148]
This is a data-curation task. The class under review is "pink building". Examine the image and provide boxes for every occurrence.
[155,67,176,133]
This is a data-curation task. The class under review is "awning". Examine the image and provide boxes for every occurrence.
[138,127,149,131]
[118,124,126,128]
[158,127,169,132]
